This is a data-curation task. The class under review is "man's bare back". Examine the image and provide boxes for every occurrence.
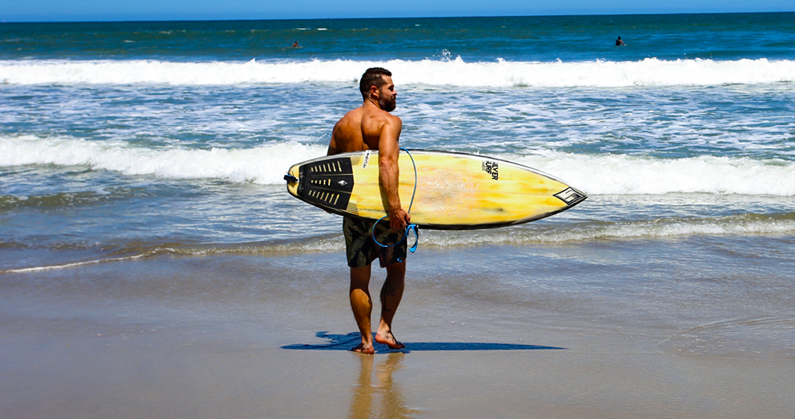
[328,73,399,150]
[328,73,409,232]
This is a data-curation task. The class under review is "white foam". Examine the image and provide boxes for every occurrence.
[0,135,326,185]
[3,135,794,195]
[1,253,149,274]
[511,151,795,196]
[420,216,795,246]
[1,58,793,87]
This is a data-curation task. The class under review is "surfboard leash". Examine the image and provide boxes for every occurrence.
[372,147,419,261]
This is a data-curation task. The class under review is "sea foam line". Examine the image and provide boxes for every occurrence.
[1,253,150,274]
[0,135,324,185]
[1,57,794,87]
[3,135,795,195]
[510,153,795,196]
[93,215,795,254]
[4,215,791,274]
[422,216,795,247]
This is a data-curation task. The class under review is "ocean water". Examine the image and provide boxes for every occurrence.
[1,14,794,301]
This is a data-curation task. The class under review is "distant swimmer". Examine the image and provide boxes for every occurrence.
[615,37,626,46]
[292,41,300,48]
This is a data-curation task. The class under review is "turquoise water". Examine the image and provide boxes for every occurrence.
[1,13,794,272]
[3,13,795,61]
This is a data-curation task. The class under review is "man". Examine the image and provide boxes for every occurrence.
[616,36,626,46]
[327,67,411,354]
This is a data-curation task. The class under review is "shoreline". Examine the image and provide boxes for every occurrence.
[2,239,794,417]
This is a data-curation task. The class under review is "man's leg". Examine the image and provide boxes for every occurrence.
[375,261,406,349]
[350,265,375,354]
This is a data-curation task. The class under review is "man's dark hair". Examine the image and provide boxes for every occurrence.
[359,67,392,97]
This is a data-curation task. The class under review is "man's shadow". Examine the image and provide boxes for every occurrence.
[282,331,565,353]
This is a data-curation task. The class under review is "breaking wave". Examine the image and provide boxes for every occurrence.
[2,57,794,87]
[3,135,795,196]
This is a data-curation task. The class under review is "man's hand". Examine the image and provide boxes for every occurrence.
[389,207,411,232]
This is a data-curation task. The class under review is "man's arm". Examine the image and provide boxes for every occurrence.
[378,116,410,231]
[327,123,340,156]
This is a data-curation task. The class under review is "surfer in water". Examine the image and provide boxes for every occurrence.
[327,67,410,354]
[616,36,626,46]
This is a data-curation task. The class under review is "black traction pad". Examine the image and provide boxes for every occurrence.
[297,157,354,211]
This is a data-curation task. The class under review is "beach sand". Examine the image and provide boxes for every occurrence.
[2,241,794,418]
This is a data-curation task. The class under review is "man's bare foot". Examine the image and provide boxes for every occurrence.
[375,332,405,349]
[351,343,375,355]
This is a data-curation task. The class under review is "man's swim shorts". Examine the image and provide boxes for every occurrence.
[343,216,407,268]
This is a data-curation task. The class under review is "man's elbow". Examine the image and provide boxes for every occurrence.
[379,158,398,173]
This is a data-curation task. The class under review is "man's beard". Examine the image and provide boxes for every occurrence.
[379,96,396,112]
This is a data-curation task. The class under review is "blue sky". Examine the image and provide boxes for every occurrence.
[2,0,793,22]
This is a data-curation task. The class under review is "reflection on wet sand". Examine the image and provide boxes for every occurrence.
[349,353,418,419]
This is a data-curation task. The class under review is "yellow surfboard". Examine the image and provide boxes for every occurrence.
[284,149,586,230]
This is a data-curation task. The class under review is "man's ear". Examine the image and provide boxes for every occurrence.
[370,84,380,98]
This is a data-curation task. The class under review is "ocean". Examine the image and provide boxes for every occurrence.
[2,12,794,268]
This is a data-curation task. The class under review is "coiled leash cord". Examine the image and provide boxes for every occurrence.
[371,147,419,261]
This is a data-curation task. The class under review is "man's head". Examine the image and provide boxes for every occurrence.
[359,67,396,112]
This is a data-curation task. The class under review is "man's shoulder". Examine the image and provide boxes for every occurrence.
[338,107,364,122]
[364,107,401,125]
[333,108,363,132]
[337,106,401,129]
[385,111,402,123]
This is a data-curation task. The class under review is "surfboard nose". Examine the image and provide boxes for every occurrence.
[554,187,588,207]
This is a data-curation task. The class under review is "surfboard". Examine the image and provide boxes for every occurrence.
[284,149,586,230]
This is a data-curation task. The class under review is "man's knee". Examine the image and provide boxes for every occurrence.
[350,265,372,288]
[385,261,406,281]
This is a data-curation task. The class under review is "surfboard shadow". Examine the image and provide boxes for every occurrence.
[281,331,566,353]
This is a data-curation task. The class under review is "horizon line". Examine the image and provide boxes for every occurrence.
[3,10,794,24]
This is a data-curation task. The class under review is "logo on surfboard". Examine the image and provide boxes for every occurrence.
[482,160,499,180]
[362,150,371,169]
[554,187,587,206]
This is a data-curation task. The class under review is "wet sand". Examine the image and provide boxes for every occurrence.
[2,242,794,418]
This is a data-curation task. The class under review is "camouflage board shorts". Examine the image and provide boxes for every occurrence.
[343,216,407,268]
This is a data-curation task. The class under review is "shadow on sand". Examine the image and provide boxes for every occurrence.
[282,331,565,353]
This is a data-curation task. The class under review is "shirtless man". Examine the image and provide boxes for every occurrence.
[327,67,411,354]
